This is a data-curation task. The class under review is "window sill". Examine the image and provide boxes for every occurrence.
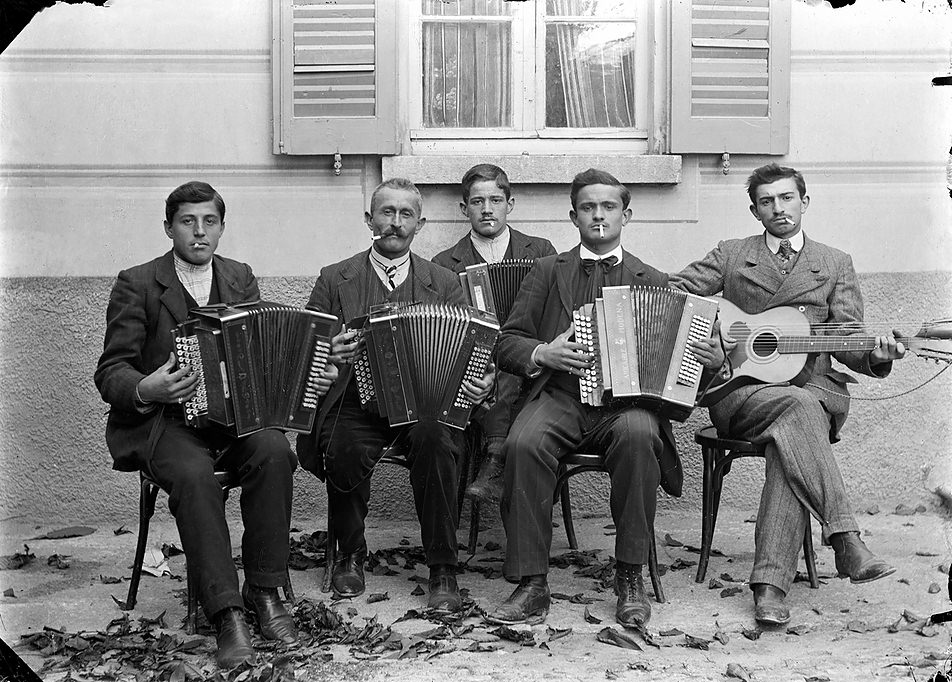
[381,154,681,185]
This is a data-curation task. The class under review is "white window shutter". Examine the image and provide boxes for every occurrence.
[272,0,399,155]
[669,0,790,154]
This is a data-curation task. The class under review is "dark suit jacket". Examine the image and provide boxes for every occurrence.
[94,251,260,471]
[496,246,683,497]
[431,227,557,273]
[295,250,467,476]
[669,233,891,437]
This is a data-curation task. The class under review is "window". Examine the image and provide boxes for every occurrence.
[410,0,650,154]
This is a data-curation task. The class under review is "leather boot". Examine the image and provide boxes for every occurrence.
[485,575,550,625]
[427,564,462,613]
[465,451,506,503]
[752,583,790,625]
[830,531,895,584]
[614,562,651,628]
[331,551,366,598]
[214,607,254,668]
[242,583,298,644]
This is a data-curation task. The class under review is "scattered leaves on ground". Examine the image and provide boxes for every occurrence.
[0,545,35,570]
[47,554,71,570]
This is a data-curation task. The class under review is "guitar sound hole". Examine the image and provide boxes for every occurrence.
[751,333,778,358]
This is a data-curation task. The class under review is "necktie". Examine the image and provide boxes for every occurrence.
[582,255,618,301]
[777,239,795,265]
[383,264,397,290]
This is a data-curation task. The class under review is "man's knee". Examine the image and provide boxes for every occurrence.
[243,430,296,472]
[610,409,662,447]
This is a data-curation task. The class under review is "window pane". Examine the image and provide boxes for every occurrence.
[545,21,636,128]
[423,0,513,16]
[422,22,512,128]
[545,0,637,18]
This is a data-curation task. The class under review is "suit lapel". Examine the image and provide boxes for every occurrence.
[508,228,531,259]
[448,235,473,267]
[337,252,370,322]
[156,251,189,324]
[766,236,829,308]
[212,255,245,305]
[410,252,440,300]
[736,238,785,298]
[555,248,580,318]
[619,251,649,286]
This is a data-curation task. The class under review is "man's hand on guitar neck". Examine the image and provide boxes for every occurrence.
[689,320,737,371]
[870,331,906,366]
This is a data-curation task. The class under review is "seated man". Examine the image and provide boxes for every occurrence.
[432,163,557,502]
[487,169,720,628]
[296,178,494,612]
[671,163,904,625]
[94,182,333,667]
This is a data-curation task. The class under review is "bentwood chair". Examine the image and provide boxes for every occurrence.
[127,469,295,634]
[694,425,818,588]
[554,453,666,604]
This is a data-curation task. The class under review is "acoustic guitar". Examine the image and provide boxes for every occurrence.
[699,298,952,405]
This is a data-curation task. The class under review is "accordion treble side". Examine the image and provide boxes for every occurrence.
[171,302,337,436]
[352,302,499,429]
[459,259,535,325]
[573,285,718,422]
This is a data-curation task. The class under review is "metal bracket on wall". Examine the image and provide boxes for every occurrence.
[721,152,731,175]
[333,152,343,176]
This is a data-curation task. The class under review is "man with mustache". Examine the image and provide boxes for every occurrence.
[297,177,494,612]
[671,163,905,626]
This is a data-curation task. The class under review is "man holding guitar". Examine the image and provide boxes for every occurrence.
[671,164,906,626]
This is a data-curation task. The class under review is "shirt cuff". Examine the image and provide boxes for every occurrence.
[527,344,545,378]
[134,382,158,414]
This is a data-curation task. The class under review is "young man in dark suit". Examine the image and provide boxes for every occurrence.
[296,178,494,612]
[486,169,721,628]
[671,163,905,626]
[432,164,557,502]
[95,182,332,667]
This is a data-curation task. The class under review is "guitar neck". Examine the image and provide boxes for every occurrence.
[777,335,877,354]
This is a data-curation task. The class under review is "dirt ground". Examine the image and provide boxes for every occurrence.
[1,505,950,682]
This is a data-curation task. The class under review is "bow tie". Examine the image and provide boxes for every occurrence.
[582,255,619,275]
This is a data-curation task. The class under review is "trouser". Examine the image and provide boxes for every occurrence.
[144,418,295,620]
[319,391,465,567]
[709,384,859,594]
[476,371,524,450]
[501,387,663,578]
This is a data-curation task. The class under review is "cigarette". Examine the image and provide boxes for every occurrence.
[371,234,383,241]
[782,217,796,225]
[597,225,605,237]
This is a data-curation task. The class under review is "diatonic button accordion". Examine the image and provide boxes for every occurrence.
[351,302,500,429]
[459,259,535,325]
[573,285,718,422]
[171,301,337,436]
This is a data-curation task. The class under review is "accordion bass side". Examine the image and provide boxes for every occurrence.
[573,286,719,422]
[171,302,337,436]
[352,302,500,429]
[459,259,535,324]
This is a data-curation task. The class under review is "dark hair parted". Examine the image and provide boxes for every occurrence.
[165,181,225,224]
[461,163,512,201]
[370,177,424,215]
[570,168,631,210]
[746,163,807,204]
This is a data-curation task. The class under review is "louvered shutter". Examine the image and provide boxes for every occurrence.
[670,0,790,154]
[272,0,399,155]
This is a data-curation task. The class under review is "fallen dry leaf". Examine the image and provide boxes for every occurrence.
[720,587,743,598]
[845,620,870,633]
[741,627,762,640]
[367,592,389,604]
[3,588,15,598]
[0,545,35,571]
[584,606,602,624]
[663,533,683,547]
[708,578,724,589]
[682,634,711,650]
[865,504,880,515]
[786,623,814,636]
[47,555,70,570]
[410,585,425,596]
[927,582,941,594]
[726,662,751,681]
[595,627,642,651]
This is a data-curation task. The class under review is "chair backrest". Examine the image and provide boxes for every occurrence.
[694,425,766,456]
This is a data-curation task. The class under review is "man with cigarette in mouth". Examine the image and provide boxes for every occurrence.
[433,164,556,503]
[486,169,723,628]
[296,178,495,612]
[670,163,905,626]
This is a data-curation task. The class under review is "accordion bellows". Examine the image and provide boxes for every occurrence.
[574,285,718,422]
[353,302,500,429]
[459,259,535,324]
[172,302,337,436]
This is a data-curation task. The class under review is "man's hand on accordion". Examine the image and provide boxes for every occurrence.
[313,362,339,397]
[329,329,361,365]
[461,362,496,405]
[688,320,736,370]
[137,352,202,404]
[536,324,593,377]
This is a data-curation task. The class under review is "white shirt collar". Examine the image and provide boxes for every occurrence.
[369,249,411,289]
[469,225,511,264]
[578,243,624,263]
[764,230,804,254]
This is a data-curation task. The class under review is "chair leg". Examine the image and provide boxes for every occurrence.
[560,478,578,551]
[467,500,480,555]
[185,561,198,635]
[648,532,665,604]
[802,519,819,589]
[126,479,160,611]
[321,508,335,593]
[695,445,718,583]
